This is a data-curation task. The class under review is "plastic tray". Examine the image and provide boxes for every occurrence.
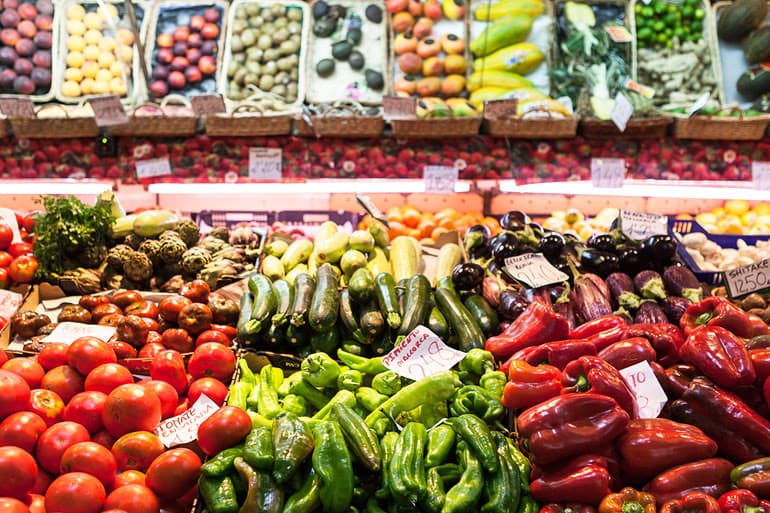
[195,210,274,230]
[274,210,359,237]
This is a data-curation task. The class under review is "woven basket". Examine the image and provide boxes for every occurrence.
[205,102,293,136]
[579,115,672,139]
[673,109,770,140]
[294,103,384,138]
[0,118,9,138]
[110,95,197,136]
[10,104,98,139]
[483,100,579,138]
[384,96,481,138]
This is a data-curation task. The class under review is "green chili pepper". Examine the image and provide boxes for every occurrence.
[282,467,321,513]
[238,358,257,386]
[281,394,307,417]
[199,475,239,513]
[517,495,539,513]
[311,389,357,421]
[258,365,283,419]
[425,423,455,468]
[337,348,388,374]
[301,352,341,388]
[289,376,330,411]
[507,438,531,494]
[311,420,354,513]
[227,381,251,411]
[243,426,273,471]
[337,369,364,391]
[449,385,504,423]
[458,348,496,376]
[372,371,403,396]
[480,370,507,402]
[443,441,484,513]
[376,431,398,500]
[201,446,243,477]
[451,413,499,474]
[356,387,389,412]
[278,372,302,398]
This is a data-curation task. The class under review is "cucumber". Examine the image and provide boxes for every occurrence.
[290,273,316,327]
[398,274,431,336]
[349,268,375,303]
[248,274,276,334]
[435,286,485,351]
[340,288,367,344]
[375,272,401,330]
[271,279,294,327]
[308,263,340,333]
[237,291,257,343]
[360,299,386,341]
[464,295,499,337]
[310,326,340,354]
[428,305,450,340]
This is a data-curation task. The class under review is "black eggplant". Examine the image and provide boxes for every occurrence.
[618,246,645,275]
[633,269,668,301]
[499,288,529,321]
[662,265,704,303]
[662,296,692,326]
[451,262,484,291]
[469,243,492,260]
[605,272,642,310]
[539,232,566,259]
[500,210,530,231]
[492,237,519,266]
[640,234,677,263]
[634,301,669,324]
[465,224,490,254]
[587,233,617,253]
[580,249,620,278]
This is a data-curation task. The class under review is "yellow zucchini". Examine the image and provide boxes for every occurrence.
[434,243,463,286]
[391,236,420,283]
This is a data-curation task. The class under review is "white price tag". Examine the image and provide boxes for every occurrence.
[619,361,667,418]
[591,158,625,188]
[249,148,282,180]
[382,326,465,382]
[423,166,458,193]
[0,97,34,118]
[136,158,172,179]
[41,322,117,345]
[154,394,219,447]
[356,194,387,225]
[619,210,668,240]
[753,161,770,191]
[688,92,710,117]
[0,289,23,323]
[723,258,770,298]
[611,92,633,132]
[0,208,22,242]
[503,253,569,288]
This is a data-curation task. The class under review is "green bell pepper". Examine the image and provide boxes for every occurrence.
[458,348,496,376]
[449,385,504,423]
[281,394,307,417]
[301,352,341,389]
[337,369,364,391]
[480,370,507,402]
[371,370,402,396]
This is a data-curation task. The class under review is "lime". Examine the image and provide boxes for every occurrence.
[657,32,667,43]
[664,11,677,26]
[667,4,677,13]
[681,5,694,18]
[653,1,667,14]
[664,26,674,37]
[675,27,687,39]
[691,20,703,33]
[637,26,652,40]
[694,8,705,19]
[641,6,653,17]
[635,3,643,13]
[653,20,665,31]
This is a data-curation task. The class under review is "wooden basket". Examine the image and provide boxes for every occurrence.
[10,104,98,139]
[204,103,293,136]
[294,104,384,138]
[672,109,770,140]
[0,118,9,138]
[110,95,198,137]
[579,115,672,139]
[390,115,482,138]
[483,100,579,138]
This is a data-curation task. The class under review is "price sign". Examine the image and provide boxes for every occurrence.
[753,161,770,191]
[382,326,465,382]
[249,148,282,180]
[191,94,226,116]
[88,94,128,127]
[688,92,710,117]
[41,322,117,345]
[503,253,569,288]
[0,97,34,118]
[135,158,172,179]
[723,258,770,298]
[620,361,667,418]
[154,394,219,447]
[0,208,22,242]
[423,165,458,193]
[611,92,633,132]
[591,158,625,188]
[619,210,668,240]
[356,194,388,225]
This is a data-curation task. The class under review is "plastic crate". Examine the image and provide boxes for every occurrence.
[668,218,770,285]
[195,210,275,232]
[274,210,360,237]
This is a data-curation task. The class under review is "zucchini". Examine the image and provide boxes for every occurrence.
[360,299,386,341]
[428,305,450,340]
[435,286,485,351]
[349,268,375,303]
[261,255,285,281]
[396,278,408,317]
[237,291,257,343]
[463,295,500,337]
[434,243,463,286]
[310,326,340,354]
[308,263,340,333]
[285,263,309,286]
[289,273,316,327]
[375,272,401,329]
[266,323,286,347]
[340,288,367,344]
[367,247,391,276]
[390,236,420,283]
[398,274,431,336]
[248,274,276,334]
[271,279,294,327]
[280,239,314,272]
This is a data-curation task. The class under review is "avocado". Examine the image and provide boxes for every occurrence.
[346,27,362,45]
[364,69,384,90]
[332,41,353,60]
[349,51,365,70]
[349,14,363,29]
[365,4,382,23]
[328,4,347,19]
[737,65,770,101]
[313,17,336,37]
[312,0,329,19]
[316,58,335,77]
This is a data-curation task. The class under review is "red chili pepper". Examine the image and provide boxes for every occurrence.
[598,337,657,370]
[502,359,563,410]
[680,296,770,339]
[644,458,734,506]
[562,355,639,418]
[485,302,570,361]
[718,489,767,513]
[623,323,685,367]
[584,325,627,352]
[508,339,598,370]
[570,314,628,340]
[660,491,722,513]
[680,326,756,390]
[531,463,612,506]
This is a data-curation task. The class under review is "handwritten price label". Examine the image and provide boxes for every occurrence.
[619,361,667,418]
[249,148,282,180]
[0,208,22,243]
[0,97,34,118]
[41,322,117,345]
[723,258,770,298]
[191,94,225,116]
[503,253,569,289]
[154,394,219,447]
[135,158,171,179]
[356,194,388,225]
[619,210,668,240]
[611,92,633,132]
[423,166,458,193]
[753,161,770,191]
[88,95,128,127]
[382,325,465,382]
[591,158,625,188]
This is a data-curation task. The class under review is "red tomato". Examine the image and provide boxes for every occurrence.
[0,497,30,513]
[197,406,252,457]
[21,214,35,234]
[67,337,117,376]
[0,411,47,453]
[8,255,37,283]
[78,295,111,312]
[30,467,53,495]
[208,294,240,325]
[109,340,138,361]
[63,391,107,434]
[157,295,192,323]
[124,342,164,376]
[123,301,158,321]
[36,421,91,475]
[145,331,162,345]
[8,242,33,258]
[195,329,231,347]
[28,388,65,426]
[0,224,13,250]
[41,365,85,403]
[104,484,160,513]
[60,441,117,489]
[2,357,45,388]
[149,350,188,395]
[45,472,106,513]
[176,304,212,336]
[84,363,133,395]
[144,448,201,501]
[110,431,164,473]
[187,343,236,382]
[26,494,45,513]
[187,377,228,406]
[0,368,31,419]
[112,470,145,488]
[139,380,178,419]
[116,316,149,348]
[91,304,123,323]
[0,446,37,498]
[180,280,210,304]
[102,384,162,438]
[160,328,194,353]
[0,251,12,267]
[91,430,115,450]
[37,343,70,371]
[0,268,8,288]
[173,397,189,416]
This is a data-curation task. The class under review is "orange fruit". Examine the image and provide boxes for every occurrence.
[418,218,436,239]
[387,221,408,239]
[401,205,422,228]
[431,226,450,240]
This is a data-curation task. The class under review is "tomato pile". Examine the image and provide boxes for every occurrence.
[0,279,241,513]
[0,213,39,288]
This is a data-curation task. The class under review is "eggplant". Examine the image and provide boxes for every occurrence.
[640,234,677,263]
[492,237,519,266]
[605,272,642,310]
[465,225,490,254]
[553,301,576,332]
[634,301,669,324]
[580,249,620,278]
[482,276,502,308]
[469,243,491,260]
[633,270,668,301]
[587,233,617,253]
[662,265,704,303]
[499,288,529,321]
[618,246,645,275]
[500,210,530,231]
[584,272,611,301]
[539,232,566,260]
[662,296,692,326]
[522,287,552,307]
[570,273,613,324]
[451,262,484,291]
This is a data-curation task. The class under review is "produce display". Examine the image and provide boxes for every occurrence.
[0,0,55,97]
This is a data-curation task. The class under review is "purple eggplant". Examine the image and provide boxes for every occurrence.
[634,301,669,324]
[662,265,704,303]
[522,287,552,307]
[662,296,692,326]
[570,274,613,324]
[633,269,668,301]
[584,272,611,300]
[606,272,642,310]
[499,288,529,321]
[482,276,502,308]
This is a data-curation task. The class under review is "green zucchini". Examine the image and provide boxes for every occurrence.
[360,300,386,341]
[348,268,375,303]
[398,274,431,336]
[463,295,499,337]
[286,324,311,348]
[396,278,408,317]
[248,274,276,334]
[435,286,485,351]
[428,305,450,340]
[340,288,367,344]
[289,273,316,327]
[237,291,257,343]
[271,279,294,327]
[310,326,340,354]
[375,272,402,329]
[308,263,340,333]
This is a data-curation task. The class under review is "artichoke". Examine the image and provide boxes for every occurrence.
[159,237,187,264]
[79,245,107,268]
[229,226,258,247]
[102,267,125,290]
[210,226,230,242]
[123,233,146,250]
[175,219,201,248]
[123,251,153,283]
[181,247,212,276]
[106,244,133,270]
[159,230,184,242]
[58,267,103,295]
[213,246,246,264]
[138,239,163,266]
[200,235,229,254]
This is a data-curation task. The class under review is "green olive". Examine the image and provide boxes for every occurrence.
[271,4,285,17]
[289,34,301,46]
[277,57,293,71]
[275,70,290,84]
[289,67,299,81]
[279,39,298,55]
[271,84,287,97]
[227,61,238,78]
[249,15,264,26]
[230,35,244,53]
[287,54,298,66]
[240,30,256,47]
[244,72,260,85]
[235,6,247,19]
[286,93,297,103]
[246,60,261,75]
[232,18,247,34]
[263,61,278,76]
[259,74,275,90]
[233,52,246,64]
[245,3,259,16]
[262,8,275,21]
[273,28,290,44]
[286,82,298,97]
[287,21,301,34]
[247,47,264,62]
[263,48,280,62]
[257,34,272,49]
[233,67,247,86]
[274,17,288,29]
[287,7,302,21]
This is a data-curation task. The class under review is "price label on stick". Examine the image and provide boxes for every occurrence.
[0,97,34,118]
[620,361,667,418]
[753,161,770,191]
[88,94,128,127]
[591,158,625,188]
[619,210,668,240]
[503,253,569,289]
[249,148,282,180]
[191,94,225,116]
[135,158,171,179]
[154,394,219,447]
[723,258,770,298]
[423,165,458,193]
[356,194,388,225]
[382,326,465,382]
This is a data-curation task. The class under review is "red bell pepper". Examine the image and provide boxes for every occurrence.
[751,349,770,383]
[598,337,657,370]
[502,359,562,410]
[683,377,770,454]
[748,335,770,350]
[530,461,612,506]
[570,314,628,339]
[731,458,770,500]
[718,489,770,513]
[644,458,734,506]
[584,325,628,352]
[680,296,770,339]
[680,326,756,390]
[617,418,718,484]
[485,302,570,361]
[510,339,598,370]
[623,323,685,367]
[540,505,597,513]
[660,491,722,513]
[662,364,699,399]
[517,393,630,466]
[562,355,639,418]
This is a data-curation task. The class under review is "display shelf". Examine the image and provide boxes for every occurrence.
[0,180,116,209]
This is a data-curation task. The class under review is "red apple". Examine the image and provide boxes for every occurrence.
[184,66,202,84]
[189,14,205,31]
[200,40,216,55]
[1,9,19,28]
[1,28,19,46]
[17,4,37,20]
[32,30,50,48]
[15,37,34,56]
[172,41,187,56]
[200,22,218,40]
[187,32,202,48]
[34,14,51,31]
[16,19,34,38]
[0,69,16,90]
[149,79,168,97]
[185,47,200,64]
[13,58,32,75]
[156,32,173,48]
[0,45,16,65]
[151,65,169,81]
[156,47,173,64]
[36,0,53,15]
[203,7,220,23]
[32,49,49,68]
[170,55,188,72]
[167,70,185,90]
[30,67,49,88]
[173,25,189,42]
[198,54,216,75]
